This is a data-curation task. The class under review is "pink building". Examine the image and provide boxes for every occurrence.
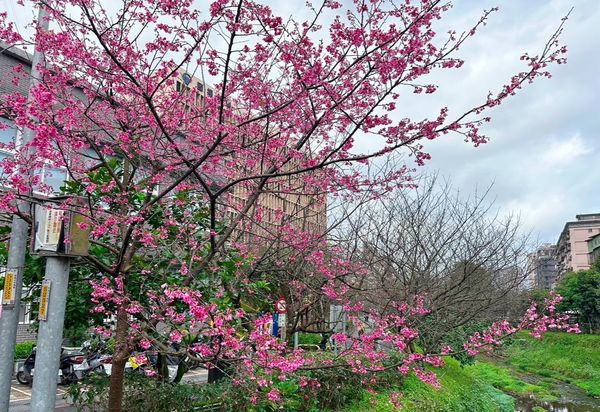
[555,213,600,279]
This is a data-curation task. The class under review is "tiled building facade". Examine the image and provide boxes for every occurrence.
[555,214,600,279]
[526,244,558,290]
[170,70,327,243]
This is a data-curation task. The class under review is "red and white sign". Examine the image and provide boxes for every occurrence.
[275,298,287,314]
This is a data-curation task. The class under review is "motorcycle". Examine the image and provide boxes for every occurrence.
[80,341,112,376]
[16,346,94,385]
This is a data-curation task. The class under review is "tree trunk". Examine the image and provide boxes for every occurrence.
[157,352,169,382]
[172,360,188,384]
[107,305,129,412]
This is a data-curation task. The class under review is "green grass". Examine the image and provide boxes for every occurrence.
[343,357,514,412]
[467,362,556,401]
[503,332,600,397]
[342,332,600,411]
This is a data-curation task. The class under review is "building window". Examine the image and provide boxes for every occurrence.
[33,165,68,194]
[0,151,12,163]
[42,166,68,193]
[0,118,68,194]
[18,303,32,325]
[207,89,213,97]
[0,118,16,147]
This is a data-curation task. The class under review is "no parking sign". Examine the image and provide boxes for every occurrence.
[275,298,287,314]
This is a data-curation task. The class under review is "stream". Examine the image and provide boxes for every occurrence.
[514,380,600,412]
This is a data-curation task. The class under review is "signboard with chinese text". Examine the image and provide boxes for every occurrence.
[2,269,18,307]
[38,280,51,321]
[31,198,90,257]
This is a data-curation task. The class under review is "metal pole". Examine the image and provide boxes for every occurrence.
[0,6,49,412]
[30,256,71,412]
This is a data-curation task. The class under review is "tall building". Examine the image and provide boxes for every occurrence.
[555,213,600,279]
[587,233,600,268]
[1,42,327,242]
[169,70,327,244]
[526,244,558,290]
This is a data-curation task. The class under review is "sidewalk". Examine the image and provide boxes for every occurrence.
[9,397,76,412]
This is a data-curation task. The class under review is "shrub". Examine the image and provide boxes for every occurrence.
[68,357,403,412]
[297,332,323,345]
[69,374,229,412]
[14,341,35,360]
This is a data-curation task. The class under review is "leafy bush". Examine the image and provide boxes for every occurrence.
[68,355,403,412]
[555,269,600,334]
[63,324,90,347]
[297,332,322,345]
[105,338,115,354]
[69,374,229,412]
[14,341,35,360]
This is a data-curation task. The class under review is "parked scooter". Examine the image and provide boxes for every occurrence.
[16,346,91,385]
[80,340,112,376]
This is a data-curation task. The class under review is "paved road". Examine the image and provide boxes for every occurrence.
[8,369,208,411]
[8,380,73,411]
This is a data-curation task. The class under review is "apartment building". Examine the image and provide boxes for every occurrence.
[555,213,600,279]
[1,44,326,238]
[229,176,327,245]
[588,233,600,267]
[170,70,327,244]
[526,244,558,290]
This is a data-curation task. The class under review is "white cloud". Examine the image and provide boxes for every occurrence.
[4,0,600,245]
[503,192,571,236]
[536,134,592,169]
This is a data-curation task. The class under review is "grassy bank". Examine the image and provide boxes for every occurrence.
[343,357,514,412]
[467,362,556,401]
[499,331,600,397]
[343,332,600,411]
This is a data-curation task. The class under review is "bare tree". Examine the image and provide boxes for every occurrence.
[332,174,531,351]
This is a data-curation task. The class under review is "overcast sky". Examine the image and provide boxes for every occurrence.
[2,0,598,244]
[420,0,600,244]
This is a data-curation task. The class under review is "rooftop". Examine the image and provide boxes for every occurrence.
[0,41,33,65]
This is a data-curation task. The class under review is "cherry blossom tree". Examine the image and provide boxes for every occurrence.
[0,0,575,410]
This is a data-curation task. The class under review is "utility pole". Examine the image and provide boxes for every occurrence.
[30,257,71,411]
[0,6,49,412]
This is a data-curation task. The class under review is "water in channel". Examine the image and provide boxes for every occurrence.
[514,381,600,412]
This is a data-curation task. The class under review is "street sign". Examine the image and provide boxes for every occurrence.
[279,313,286,341]
[275,298,287,314]
[272,313,279,337]
[31,199,90,257]
[262,314,273,335]
[2,269,18,307]
[38,280,51,321]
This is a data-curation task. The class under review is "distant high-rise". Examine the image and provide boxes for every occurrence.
[526,244,558,290]
[556,214,600,279]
